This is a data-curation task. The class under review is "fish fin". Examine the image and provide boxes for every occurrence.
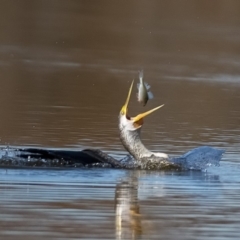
[138,80,151,90]
[144,82,151,90]
[137,82,150,90]
[147,91,154,99]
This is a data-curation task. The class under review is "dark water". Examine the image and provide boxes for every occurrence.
[0,1,240,239]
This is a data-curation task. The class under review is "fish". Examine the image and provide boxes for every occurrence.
[137,70,154,106]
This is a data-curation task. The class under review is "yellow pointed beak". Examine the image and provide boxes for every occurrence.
[120,80,134,115]
[131,104,164,123]
[120,81,164,125]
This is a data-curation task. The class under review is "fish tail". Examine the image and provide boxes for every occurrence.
[139,70,144,82]
[144,83,151,90]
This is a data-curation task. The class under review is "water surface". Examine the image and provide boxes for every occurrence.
[0,1,240,239]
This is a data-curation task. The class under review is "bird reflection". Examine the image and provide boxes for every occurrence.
[114,170,221,239]
[115,171,142,239]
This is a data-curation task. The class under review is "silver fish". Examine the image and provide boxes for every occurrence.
[137,70,154,106]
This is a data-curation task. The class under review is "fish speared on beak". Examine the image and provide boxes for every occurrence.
[120,81,164,126]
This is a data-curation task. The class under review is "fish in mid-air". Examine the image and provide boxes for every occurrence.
[137,70,154,106]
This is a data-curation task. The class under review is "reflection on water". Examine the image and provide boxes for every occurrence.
[0,0,240,239]
[1,167,240,240]
[115,172,143,240]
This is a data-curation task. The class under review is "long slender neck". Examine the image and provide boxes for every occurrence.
[119,127,161,161]
[120,124,169,161]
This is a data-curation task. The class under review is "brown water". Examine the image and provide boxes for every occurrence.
[0,1,240,239]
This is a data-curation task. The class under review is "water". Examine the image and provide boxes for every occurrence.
[0,1,240,239]
[1,167,240,240]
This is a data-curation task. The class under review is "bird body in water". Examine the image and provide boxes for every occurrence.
[0,81,224,170]
[119,81,224,170]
